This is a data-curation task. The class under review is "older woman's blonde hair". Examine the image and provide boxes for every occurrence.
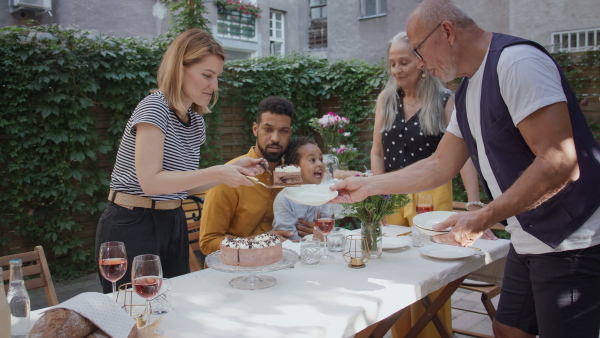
[157,29,225,116]
[378,32,451,135]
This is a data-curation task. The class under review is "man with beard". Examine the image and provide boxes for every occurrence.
[200,96,296,255]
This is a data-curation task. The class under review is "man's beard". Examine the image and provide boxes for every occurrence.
[257,143,284,163]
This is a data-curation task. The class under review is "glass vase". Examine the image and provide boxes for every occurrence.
[361,221,383,258]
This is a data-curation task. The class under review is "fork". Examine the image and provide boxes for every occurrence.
[246,176,275,188]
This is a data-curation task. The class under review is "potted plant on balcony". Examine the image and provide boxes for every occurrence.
[215,0,262,18]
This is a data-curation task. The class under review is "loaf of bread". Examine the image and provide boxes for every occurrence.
[30,308,98,338]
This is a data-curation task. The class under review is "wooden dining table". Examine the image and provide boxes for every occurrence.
[32,225,510,338]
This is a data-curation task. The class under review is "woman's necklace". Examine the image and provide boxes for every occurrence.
[404,98,418,106]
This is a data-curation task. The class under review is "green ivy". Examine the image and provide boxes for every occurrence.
[0,25,167,278]
[162,0,210,38]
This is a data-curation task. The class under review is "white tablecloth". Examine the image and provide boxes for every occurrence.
[33,225,510,338]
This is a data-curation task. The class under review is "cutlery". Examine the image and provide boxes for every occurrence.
[260,161,272,175]
[245,176,301,188]
[397,231,412,237]
[246,176,275,188]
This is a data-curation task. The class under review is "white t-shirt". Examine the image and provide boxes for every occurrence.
[447,44,600,254]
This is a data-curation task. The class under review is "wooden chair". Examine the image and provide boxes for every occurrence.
[451,201,504,338]
[183,195,205,272]
[1,245,58,307]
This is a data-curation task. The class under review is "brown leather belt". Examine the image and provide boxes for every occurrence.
[108,189,182,210]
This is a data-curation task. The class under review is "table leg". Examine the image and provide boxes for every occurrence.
[354,307,408,338]
[405,275,468,338]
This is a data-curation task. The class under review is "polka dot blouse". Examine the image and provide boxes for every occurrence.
[381,91,451,172]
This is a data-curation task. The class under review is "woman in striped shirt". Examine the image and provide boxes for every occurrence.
[95,29,265,293]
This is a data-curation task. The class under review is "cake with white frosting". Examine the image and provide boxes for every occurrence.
[220,233,283,266]
[273,165,302,187]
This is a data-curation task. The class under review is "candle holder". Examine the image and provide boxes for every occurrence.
[342,234,371,268]
[116,282,150,326]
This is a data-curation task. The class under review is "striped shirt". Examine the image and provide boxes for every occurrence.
[110,91,206,201]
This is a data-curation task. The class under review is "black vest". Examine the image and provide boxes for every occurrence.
[455,33,600,248]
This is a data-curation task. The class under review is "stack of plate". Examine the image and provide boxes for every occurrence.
[412,211,455,236]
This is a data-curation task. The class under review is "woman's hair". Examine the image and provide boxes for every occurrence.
[157,29,225,116]
[378,31,452,135]
[284,137,318,166]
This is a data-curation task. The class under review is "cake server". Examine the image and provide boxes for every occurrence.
[260,161,272,175]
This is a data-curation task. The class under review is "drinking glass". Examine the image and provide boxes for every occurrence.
[327,227,346,252]
[132,254,163,330]
[98,241,127,301]
[300,238,322,265]
[416,194,433,214]
[315,205,335,261]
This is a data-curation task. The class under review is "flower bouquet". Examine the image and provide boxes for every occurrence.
[330,144,358,170]
[309,112,350,152]
[342,194,411,257]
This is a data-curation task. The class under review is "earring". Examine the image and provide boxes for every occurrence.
[421,72,426,78]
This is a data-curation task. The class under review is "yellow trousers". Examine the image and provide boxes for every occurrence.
[388,182,454,338]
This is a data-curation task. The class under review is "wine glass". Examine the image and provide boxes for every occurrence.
[98,241,127,301]
[315,205,335,261]
[322,154,339,183]
[416,194,433,214]
[132,254,163,330]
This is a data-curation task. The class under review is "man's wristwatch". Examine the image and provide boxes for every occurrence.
[465,201,485,210]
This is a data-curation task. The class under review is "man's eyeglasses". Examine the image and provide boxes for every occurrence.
[412,22,442,61]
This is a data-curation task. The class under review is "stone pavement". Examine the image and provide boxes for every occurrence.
[30,273,497,337]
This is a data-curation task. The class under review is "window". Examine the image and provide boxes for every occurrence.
[217,2,257,41]
[360,0,387,18]
[310,0,327,20]
[309,0,327,50]
[552,28,600,52]
[270,11,285,56]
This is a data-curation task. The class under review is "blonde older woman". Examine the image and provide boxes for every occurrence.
[370,31,492,338]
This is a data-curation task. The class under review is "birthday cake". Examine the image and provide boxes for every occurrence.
[273,165,302,187]
[220,233,283,267]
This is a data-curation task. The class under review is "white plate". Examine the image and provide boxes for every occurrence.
[412,211,455,234]
[382,236,410,250]
[284,184,338,206]
[419,244,475,260]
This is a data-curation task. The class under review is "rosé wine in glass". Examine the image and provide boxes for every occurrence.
[133,276,162,299]
[98,242,127,300]
[316,218,334,235]
[416,204,434,214]
[99,258,127,283]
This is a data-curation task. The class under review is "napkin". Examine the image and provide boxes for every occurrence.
[54,292,136,338]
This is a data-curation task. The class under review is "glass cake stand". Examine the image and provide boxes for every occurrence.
[205,248,299,290]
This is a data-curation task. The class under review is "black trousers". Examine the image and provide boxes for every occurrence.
[95,202,190,294]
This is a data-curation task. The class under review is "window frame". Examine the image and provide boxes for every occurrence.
[269,10,285,56]
[359,0,387,19]
[309,0,327,20]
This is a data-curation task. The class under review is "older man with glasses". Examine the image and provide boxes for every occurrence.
[329,0,600,337]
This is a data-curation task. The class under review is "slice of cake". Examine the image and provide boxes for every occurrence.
[273,165,302,187]
[220,234,283,267]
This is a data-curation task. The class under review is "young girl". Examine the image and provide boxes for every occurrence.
[272,137,332,240]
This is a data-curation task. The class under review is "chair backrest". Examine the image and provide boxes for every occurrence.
[1,245,58,306]
[183,195,204,272]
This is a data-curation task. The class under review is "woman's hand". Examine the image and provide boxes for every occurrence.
[215,165,259,187]
[229,157,266,176]
[295,219,315,238]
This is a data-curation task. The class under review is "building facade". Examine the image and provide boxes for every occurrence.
[2,0,599,63]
